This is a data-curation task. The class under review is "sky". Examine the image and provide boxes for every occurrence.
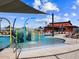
[0,0,79,28]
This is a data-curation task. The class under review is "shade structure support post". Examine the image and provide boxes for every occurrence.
[52,14,54,36]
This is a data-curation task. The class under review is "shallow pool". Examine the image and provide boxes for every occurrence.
[16,34,65,48]
[0,34,65,49]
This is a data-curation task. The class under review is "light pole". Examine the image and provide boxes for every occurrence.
[40,0,54,36]
[44,13,54,36]
[52,14,54,36]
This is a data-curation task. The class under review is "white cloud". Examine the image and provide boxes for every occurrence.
[75,0,79,6]
[34,15,71,24]
[77,0,79,2]
[33,0,41,9]
[20,17,25,20]
[5,16,16,18]
[72,5,77,9]
[64,17,71,21]
[72,13,77,16]
[64,13,69,17]
[35,15,52,24]
[46,15,52,18]
[54,14,71,22]
[54,15,70,22]
[63,13,71,21]
[54,15,61,20]
[41,0,48,4]
[76,0,79,5]
[33,5,39,9]
[42,2,59,12]
[33,0,59,12]
[35,19,42,22]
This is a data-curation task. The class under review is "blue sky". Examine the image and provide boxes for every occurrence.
[0,0,79,28]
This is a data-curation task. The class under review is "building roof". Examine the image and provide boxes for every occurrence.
[49,21,72,27]
[0,0,45,14]
[65,26,79,28]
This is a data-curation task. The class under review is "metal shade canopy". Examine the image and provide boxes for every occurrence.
[0,0,45,14]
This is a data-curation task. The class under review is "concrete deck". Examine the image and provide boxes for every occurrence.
[0,48,15,59]
[19,44,79,59]
[0,34,79,59]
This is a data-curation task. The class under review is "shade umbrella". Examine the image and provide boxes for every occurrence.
[0,0,45,14]
[0,0,46,46]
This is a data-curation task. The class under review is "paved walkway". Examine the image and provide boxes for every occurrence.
[54,34,79,44]
[19,44,79,59]
[0,48,15,59]
[19,34,79,59]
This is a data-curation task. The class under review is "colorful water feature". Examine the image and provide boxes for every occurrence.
[16,32,65,48]
[0,27,65,49]
[0,17,65,50]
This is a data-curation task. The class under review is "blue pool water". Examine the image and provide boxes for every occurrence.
[0,34,65,49]
[0,36,10,49]
[16,33,65,48]
[18,37,65,48]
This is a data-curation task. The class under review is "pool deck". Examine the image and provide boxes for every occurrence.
[0,34,79,59]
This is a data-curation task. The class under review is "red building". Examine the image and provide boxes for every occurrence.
[44,21,75,33]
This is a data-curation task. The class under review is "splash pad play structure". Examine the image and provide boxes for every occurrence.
[0,0,57,50]
[12,17,65,48]
[0,17,65,50]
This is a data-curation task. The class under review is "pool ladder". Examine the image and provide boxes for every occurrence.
[12,36,22,59]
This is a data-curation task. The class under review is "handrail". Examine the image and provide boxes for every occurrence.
[12,35,17,52]
[12,35,22,59]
